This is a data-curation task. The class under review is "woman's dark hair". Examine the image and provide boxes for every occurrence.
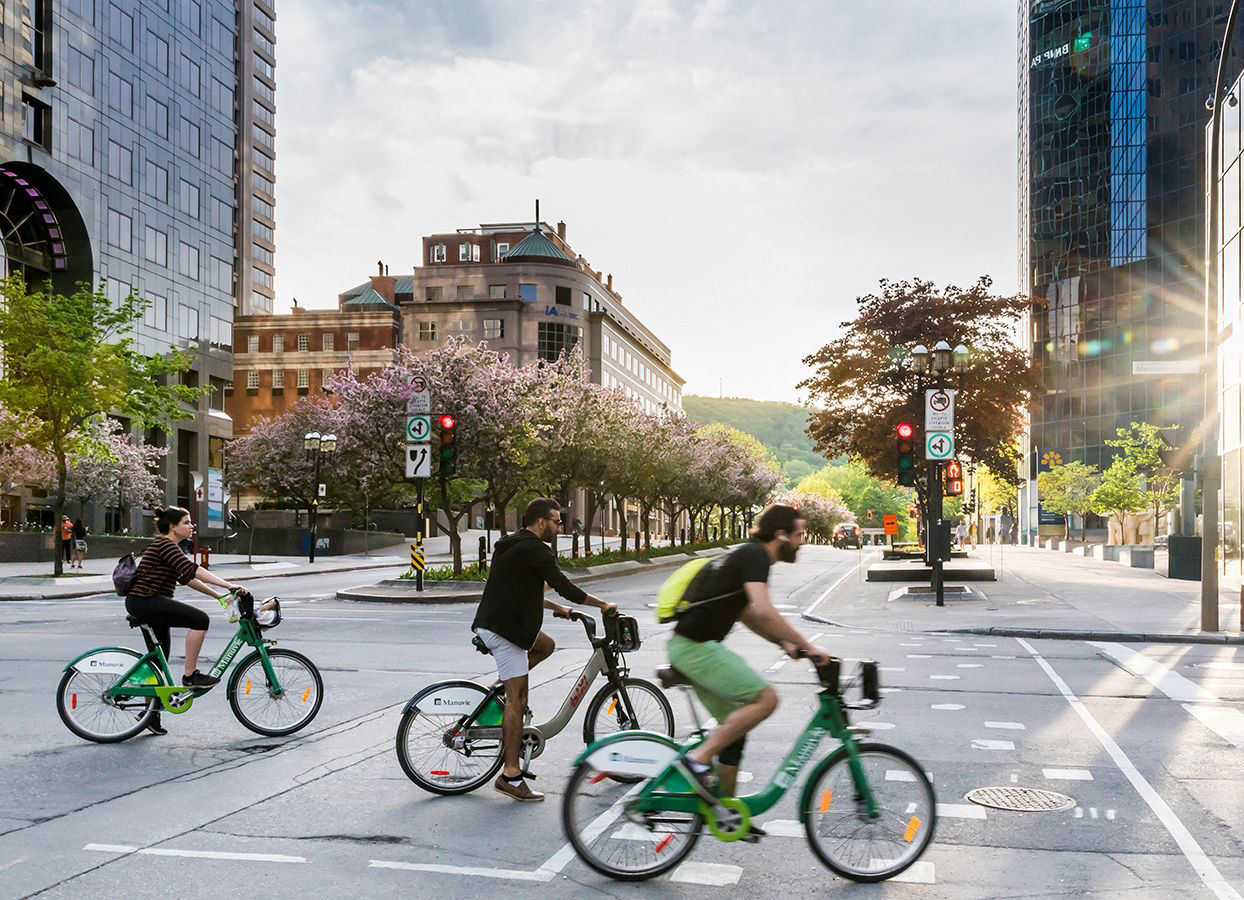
[750,504,803,542]
[153,506,191,534]
[523,497,561,527]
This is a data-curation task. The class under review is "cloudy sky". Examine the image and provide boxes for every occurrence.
[274,0,1018,403]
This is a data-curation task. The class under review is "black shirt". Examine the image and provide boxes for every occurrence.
[674,541,771,643]
[472,529,588,650]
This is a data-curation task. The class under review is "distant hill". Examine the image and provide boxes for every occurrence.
[682,395,835,484]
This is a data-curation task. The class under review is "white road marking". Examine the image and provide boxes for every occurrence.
[899,642,922,647]
[974,643,998,648]
[886,769,917,782]
[1020,638,1242,900]
[1088,642,1218,703]
[84,844,305,863]
[931,703,965,711]
[881,860,936,884]
[1074,807,1083,818]
[737,771,753,783]
[992,654,1017,659]
[670,862,743,886]
[867,722,895,730]
[1107,809,1117,820]
[908,654,932,659]
[880,687,901,693]
[880,666,906,672]
[766,659,788,673]
[971,739,1015,751]
[369,860,550,881]
[937,803,987,820]
[957,663,983,669]
[1044,768,1093,781]
[803,553,877,617]
[1010,773,1019,783]
[930,674,960,680]
[1183,704,1244,750]
[985,721,1026,730]
[759,819,803,837]
[609,824,662,842]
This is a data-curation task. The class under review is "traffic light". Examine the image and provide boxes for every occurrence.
[968,487,977,512]
[438,414,457,477]
[896,422,916,486]
[945,459,964,496]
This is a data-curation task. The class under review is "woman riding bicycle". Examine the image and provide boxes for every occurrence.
[125,506,251,735]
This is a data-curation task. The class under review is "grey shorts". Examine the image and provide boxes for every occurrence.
[474,627,529,681]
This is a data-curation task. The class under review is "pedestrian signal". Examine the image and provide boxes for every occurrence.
[439,414,458,477]
[896,422,916,486]
[944,460,963,496]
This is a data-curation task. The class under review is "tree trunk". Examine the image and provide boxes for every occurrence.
[1080,510,1088,543]
[53,454,67,577]
[1064,514,1069,542]
[583,492,599,555]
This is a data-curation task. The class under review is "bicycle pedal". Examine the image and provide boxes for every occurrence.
[521,770,537,780]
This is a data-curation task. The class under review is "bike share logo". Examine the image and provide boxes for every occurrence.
[775,727,826,789]
[215,639,243,672]
[433,697,473,707]
[609,750,658,766]
[88,658,126,670]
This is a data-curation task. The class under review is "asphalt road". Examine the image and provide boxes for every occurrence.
[1,546,1242,897]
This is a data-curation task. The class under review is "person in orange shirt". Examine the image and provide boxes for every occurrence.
[60,516,74,565]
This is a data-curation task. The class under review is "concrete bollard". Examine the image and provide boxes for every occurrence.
[572,533,579,558]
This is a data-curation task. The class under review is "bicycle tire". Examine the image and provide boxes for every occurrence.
[800,741,936,882]
[396,680,504,795]
[582,678,675,743]
[562,750,702,881]
[56,649,160,743]
[227,648,323,736]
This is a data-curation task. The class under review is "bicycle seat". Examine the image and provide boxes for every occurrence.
[656,666,692,689]
[125,615,145,628]
[471,635,491,656]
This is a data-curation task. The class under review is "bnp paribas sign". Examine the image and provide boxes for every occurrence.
[1029,32,1093,69]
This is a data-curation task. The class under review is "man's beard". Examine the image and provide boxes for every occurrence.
[779,542,798,564]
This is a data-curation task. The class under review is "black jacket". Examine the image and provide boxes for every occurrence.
[472,529,588,650]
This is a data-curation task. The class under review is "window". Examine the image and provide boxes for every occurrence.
[253,74,274,103]
[322,369,334,390]
[253,267,273,289]
[246,369,259,390]
[247,334,259,353]
[449,320,473,334]
[211,196,231,231]
[347,332,359,351]
[253,194,275,218]
[254,28,274,56]
[271,368,284,389]
[178,118,200,157]
[253,244,274,265]
[110,4,133,49]
[253,123,275,150]
[107,72,132,116]
[430,243,447,263]
[21,96,49,149]
[253,99,274,127]
[297,333,308,351]
[459,243,471,262]
[419,322,437,341]
[107,140,132,184]
[179,54,200,96]
[537,322,581,362]
[182,0,201,34]
[211,257,232,290]
[253,170,275,197]
[145,161,168,201]
[252,219,274,242]
[489,284,506,299]
[178,242,199,280]
[255,3,275,34]
[518,283,537,303]
[147,31,169,74]
[212,137,232,174]
[555,285,571,306]
[254,51,274,79]
[272,333,284,352]
[67,118,93,163]
[143,293,167,329]
[178,304,199,339]
[210,16,231,56]
[69,0,94,22]
[67,47,94,93]
[457,284,472,300]
[425,285,443,302]
[143,226,167,265]
[147,96,168,138]
[296,368,309,389]
[105,276,130,307]
[210,77,233,115]
[107,208,132,251]
[484,319,503,339]
[494,242,509,261]
[179,180,199,218]
[322,333,334,351]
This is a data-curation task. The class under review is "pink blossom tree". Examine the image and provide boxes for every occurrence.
[62,417,167,512]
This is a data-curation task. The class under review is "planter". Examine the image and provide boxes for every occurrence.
[1117,546,1154,569]
[1155,535,1201,580]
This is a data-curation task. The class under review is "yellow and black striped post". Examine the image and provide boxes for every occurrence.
[410,539,425,577]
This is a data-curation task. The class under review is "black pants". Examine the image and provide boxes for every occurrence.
[62,539,72,562]
[125,594,211,660]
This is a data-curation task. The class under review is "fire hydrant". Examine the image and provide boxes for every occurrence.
[200,545,211,569]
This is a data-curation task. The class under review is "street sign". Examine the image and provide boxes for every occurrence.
[926,432,954,460]
[407,375,430,414]
[317,483,326,497]
[924,389,955,433]
[406,444,432,478]
[406,415,431,442]
[883,514,898,536]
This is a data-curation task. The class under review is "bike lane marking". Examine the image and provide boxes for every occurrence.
[1017,638,1242,900]
[801,550,879,619]
[84,844,305,863]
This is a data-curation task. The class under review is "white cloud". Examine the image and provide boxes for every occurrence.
[275,0,1017,401]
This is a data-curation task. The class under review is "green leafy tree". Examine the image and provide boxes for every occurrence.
[1106,423,1181,538]
[0,277,201,574]
[797,461,914,538]
[1036,461,1100,540]
[1090,462,1146,543]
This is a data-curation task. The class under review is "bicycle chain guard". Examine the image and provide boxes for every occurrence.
[153,686,195,714]
[702,797,751,842]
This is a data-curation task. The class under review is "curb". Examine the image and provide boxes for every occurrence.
[799,614,1244,645]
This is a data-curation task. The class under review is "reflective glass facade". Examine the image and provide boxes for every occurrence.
[1217,69,1244,575]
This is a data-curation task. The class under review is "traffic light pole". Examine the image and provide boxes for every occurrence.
[416,478,424,592]
[930,459,944,607]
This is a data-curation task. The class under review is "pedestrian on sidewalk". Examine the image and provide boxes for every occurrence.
[968,521,977,550]
[986,524,994,544]
[955,521,967,549]
[71,518,88,569]
[59,516,74,564]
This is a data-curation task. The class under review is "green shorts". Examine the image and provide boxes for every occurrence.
[667,634,769,724]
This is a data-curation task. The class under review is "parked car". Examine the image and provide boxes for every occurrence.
[832,523,862,549]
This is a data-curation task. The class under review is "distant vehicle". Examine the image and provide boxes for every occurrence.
[832,523,862,549]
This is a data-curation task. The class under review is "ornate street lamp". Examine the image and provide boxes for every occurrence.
[304,431,336,563]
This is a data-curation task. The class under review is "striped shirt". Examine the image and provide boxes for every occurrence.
[128,536,199,598]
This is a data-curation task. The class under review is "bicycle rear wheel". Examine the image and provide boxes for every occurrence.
[56,649,160,743]
[227,648,323,736]
[801,741,936,882]
[396,680,504,795]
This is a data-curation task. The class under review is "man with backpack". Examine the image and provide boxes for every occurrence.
[666,503,830,823]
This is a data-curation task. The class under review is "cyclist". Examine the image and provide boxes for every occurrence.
[669,503,830,820]
[472,497,616,802]
[125,506,252,735]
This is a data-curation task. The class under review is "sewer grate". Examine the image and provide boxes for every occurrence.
[965,786,1075,812]
[906,586,971,595]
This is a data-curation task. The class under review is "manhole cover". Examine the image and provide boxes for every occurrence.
[965,786,1075,812]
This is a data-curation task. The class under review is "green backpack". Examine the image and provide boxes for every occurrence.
[655,558,712,623]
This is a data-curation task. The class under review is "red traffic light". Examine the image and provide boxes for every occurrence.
[896,422,914,439]
[438,414,456,430]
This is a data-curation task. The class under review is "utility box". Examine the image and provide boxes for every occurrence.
[1155,535,1200,580]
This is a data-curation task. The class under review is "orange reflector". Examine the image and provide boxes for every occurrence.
[904,817,921,842]
[430,770,449,776]
[655,834,674,854]
[302,687,311,703]
[245,679,251,695]
[819,789,832,813]
[71,693,77,710]
[607,697,617,716]
[590,773,610,785]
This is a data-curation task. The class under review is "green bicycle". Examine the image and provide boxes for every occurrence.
[561,653,937,882]
[56,591,323,743]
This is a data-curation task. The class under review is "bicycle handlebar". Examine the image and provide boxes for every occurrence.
[795,649,841,690]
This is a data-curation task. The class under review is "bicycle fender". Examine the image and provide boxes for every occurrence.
[64,646,141,674]
[401,680,495,716]
[573,730,682,779]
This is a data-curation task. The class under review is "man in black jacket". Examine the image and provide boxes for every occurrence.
[472,497,616,802]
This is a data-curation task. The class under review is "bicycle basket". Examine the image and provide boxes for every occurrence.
[606,615,641,653]
[239,594,282,629]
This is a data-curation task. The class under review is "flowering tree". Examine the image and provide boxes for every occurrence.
[0,403,52,493]
[62,417,166,510]
[780,488,854,541]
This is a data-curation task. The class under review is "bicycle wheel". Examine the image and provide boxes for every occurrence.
[562,739,702,882]
[227,648,323,736]
[801,741,936,882]
[57,649,160,743]
[396,680,504,795]
[583,678,675,743]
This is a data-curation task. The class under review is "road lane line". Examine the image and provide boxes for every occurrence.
[84,844,305,863]
[369,860,550,881]
[1183,704,1244,750]
[1088,642,1218,703]
[970,739,1014,751]
[1043,768,1093,781]
[802,550,878,618]
[671,862,743,886]
[1018,638,1242,900]
[985,721,1025,730]
[937,803,986,820]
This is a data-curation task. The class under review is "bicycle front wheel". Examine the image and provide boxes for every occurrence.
[56,649,161,743]
[583,678,675,743]
[802,741,936,882]
[227,648,323,736]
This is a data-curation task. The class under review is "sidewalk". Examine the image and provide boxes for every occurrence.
[808,544,1244,644]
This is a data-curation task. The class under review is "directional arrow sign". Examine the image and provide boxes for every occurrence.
[406,415,431,442]
[926,432,954,460]
[406,444,432,478]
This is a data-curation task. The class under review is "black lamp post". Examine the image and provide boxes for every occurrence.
[303,431,336,563]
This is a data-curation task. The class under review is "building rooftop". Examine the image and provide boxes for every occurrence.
[502,227,576,267]
[342,286,398,310]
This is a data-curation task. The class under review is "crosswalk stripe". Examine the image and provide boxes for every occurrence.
[670,862,743,885]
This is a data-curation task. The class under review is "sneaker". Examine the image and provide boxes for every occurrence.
[181,670,219,688]
[741,823,767,843]
[674,756,719,804]
[145,712,168,736]
[494,774,545,802]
